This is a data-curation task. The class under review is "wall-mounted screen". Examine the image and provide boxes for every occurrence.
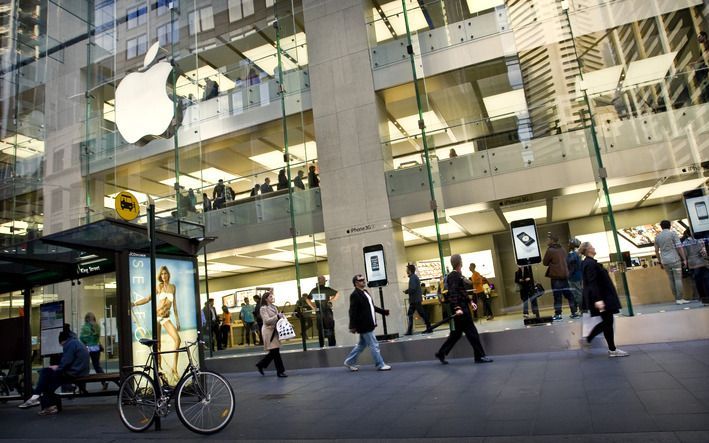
[683,189,709,239]
[617,219,688,248]
[363,244,387,287]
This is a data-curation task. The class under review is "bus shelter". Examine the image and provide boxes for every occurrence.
[0,218,209,400]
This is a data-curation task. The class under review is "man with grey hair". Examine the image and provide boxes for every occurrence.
[434,254,493,365]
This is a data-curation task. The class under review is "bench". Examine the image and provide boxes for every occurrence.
[55,373,121,410]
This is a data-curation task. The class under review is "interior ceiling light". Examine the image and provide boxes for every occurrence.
[176,65,236,99]
[482,89,528,121]
[388,111,449,141]
[0,134,45,158]
[241,32,307,75]
[249,151,288,171]
[465,0,504,14]
[502,204,547,223]
[575,65,623,98]
[623,52,677,89]
[373,0,428,42]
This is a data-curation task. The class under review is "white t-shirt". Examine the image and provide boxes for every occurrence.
[363,290,376,326]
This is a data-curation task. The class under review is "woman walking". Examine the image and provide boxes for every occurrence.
[255,291,288,377]
[80,312,107,390]
[578,242,628,357]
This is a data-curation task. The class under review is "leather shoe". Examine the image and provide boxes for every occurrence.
[276,372,288,378]
[256,364,264,376]
[475,356,493,364]
[434,352,448,365]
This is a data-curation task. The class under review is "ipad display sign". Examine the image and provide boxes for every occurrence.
[683,189,709,239]
[363,244,388,287]
[510,218,542,265]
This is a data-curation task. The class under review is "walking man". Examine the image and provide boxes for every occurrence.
[404,264,431,335]
[343,274,391,372]
[435,254,493,365]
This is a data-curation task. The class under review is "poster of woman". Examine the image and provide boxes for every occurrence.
[129,255,198,384]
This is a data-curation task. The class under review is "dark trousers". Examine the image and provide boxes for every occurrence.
[219,324,231,349]
[587,310,616,351]
[406,302,431,334]
[520,288,539,316]
[690,267,709,301]
[211,322,221,350]
[551,279,577,315]
[34,368,73,409]
[437,313,486,360]
[257,349,285,374]
[479,293,493,318]
[89,351,104,374]
[316,311,336,347]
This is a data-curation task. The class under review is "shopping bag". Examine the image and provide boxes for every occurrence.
[581,312,602,337]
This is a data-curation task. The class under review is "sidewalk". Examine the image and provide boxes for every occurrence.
[1,339,708,442]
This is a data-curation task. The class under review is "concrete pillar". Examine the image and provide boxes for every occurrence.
[303,0,407,346]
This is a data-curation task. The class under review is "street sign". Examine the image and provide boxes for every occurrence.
[115,191,140,221]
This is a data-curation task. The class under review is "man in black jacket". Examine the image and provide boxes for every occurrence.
[434,254,493,365]
[404,264,431,335]
[343,274,391,372]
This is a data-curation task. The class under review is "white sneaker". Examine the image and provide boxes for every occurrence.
[609,349,629,358]
[344,363,358,372]
[676,299,691,305]
[378,364,392,371]
[18,397,40,409]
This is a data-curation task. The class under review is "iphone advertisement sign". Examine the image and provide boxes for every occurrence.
[510,218,542,265]
[683,189,709,239]
[363,244,388,287]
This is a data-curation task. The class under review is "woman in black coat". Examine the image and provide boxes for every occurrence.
[578,242,628,357]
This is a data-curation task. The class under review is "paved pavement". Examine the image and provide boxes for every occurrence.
[1,339,709,442]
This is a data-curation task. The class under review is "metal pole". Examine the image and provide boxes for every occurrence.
[148,203,160,430]
[22,287,32,399]
[378,287,388,336]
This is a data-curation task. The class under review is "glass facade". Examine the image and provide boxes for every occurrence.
[1,0,708,378]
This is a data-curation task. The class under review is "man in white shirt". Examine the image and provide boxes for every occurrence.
[343,274,391,372]
[654,220,690,304]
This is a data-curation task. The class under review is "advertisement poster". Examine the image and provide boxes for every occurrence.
[684,191,709,239]
[40,301,64,356]
[129,255,198,384]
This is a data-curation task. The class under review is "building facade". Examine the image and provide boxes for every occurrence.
[1,0,708,369]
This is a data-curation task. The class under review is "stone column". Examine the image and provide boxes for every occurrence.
[303,0,407,346]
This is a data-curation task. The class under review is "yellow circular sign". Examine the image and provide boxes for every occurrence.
[115,191,140,221]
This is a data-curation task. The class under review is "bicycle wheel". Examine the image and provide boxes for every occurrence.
[118,371,158,432]
[175,370,235,434]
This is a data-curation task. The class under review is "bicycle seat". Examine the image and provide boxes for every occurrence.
[139,338,158,347]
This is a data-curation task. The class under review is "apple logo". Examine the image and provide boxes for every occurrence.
[115,42,176,145]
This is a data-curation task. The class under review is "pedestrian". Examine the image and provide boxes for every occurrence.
[543,233,579,320]
[308,275,339,347]
[261,177,274,193]
[343,274,391,372]
[681,230,709,302]
[202,193,211,212]
[655,220,690,304]
[434,254,493,365]
[567,238,583,312]
[239,297,257,346]
[255,291,288,377]
[79,312,107,391]
[213,179,226,209]
[18,330,90,415]
[307,164,319,188]
[578,242,629,357]
[515,265,539,318]
[404,264,432,334]
[293,170,305,190]
[277,169,289,190]
[202,299,219,351]
[470,263,493,320]
[253,294,264,345]
[219,305,232,349]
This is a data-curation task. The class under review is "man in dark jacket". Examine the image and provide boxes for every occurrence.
[18,330,90,415]
[434,254,493,365]
[543,233,579,320]
[404,264,431,335]
[343,274,391,372]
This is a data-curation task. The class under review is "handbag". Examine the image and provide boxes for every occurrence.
[276,317,296,340]
[581,312,602,337]
[534,283,545,298]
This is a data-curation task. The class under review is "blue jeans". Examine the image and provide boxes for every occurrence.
[34,368,72,409]
[551,279,576,316]
[344,331,385,368]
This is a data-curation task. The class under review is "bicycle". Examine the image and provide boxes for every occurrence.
[118,338,235,435]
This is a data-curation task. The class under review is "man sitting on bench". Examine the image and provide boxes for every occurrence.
[18,330,90,415]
